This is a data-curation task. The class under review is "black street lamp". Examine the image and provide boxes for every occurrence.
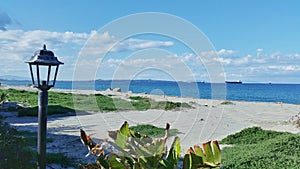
[26,44,64,169]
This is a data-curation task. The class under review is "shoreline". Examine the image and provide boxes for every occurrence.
[1,84,299,106]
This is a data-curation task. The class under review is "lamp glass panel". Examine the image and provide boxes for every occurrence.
[37,65,58,85]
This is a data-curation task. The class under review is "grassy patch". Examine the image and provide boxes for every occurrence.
[220,127,300,168]
[129,96,148,101]
[2,89,193,116]
[47,153,75,167]
[152,101,192,110]
[18,105,75,117]
[129,124,181,138]
[0,116,76,168]
[220,126,288,145]
[130,96,193,110]
[0,119,36,168]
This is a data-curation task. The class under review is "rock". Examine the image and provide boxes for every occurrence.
[112,88,121,92]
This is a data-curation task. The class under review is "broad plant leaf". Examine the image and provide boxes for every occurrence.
[166,136,181,168]
[184,141,221,169]
[115,121,130,149]
[183,153,192,169]
[203,141,214,163]
[212,140,221,165]
[108,154,125,169]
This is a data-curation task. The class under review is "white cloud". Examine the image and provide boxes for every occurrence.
[97,54,200,81]
[256,48,263,57]
[0,30,175,80]
[1,29,300,83]
[94,48,300,82]
[232,54,251,65]
[268,65,300,71]
[0,29,89,79]
[80,31,174,57]
[115,38,173,52]
[218,49,236,55]
[212,57,230,65]
[252,58,266,63]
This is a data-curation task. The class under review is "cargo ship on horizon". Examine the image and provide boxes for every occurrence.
[225,80,242,84]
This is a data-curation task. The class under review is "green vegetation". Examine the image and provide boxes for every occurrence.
[220,127,300,168]
[220,126,286,144]
[0,116,35,168]
[80,121,221,169]
[0,89,193,116]
[129,124,181,137]
[220,100,234,105]
[0,115,75,168]
[129,96,193,110]
[184,141,221,169]
[46,153,75,167]
[0,92,7,105]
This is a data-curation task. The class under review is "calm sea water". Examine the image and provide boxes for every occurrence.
[1,80,300,104]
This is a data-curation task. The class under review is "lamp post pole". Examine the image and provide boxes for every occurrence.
[37,81,50,169]
[26,45,64,169]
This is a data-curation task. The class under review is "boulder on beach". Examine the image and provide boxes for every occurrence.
[112,88,121,92]
[106,88,112,91]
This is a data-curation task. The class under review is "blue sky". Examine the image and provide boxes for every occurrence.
[0,0,300,83]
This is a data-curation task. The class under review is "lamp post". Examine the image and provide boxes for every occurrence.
[26,44,64,169]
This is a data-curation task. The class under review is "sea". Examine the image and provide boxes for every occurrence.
[1,79,300,104]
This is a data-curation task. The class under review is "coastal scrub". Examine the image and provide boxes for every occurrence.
[220,127,300,168]
[1,88,193,116]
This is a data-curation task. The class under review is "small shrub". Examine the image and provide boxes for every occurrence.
[220,101,234,105]
[221,127,300,168]
[0,93,7,105]
[0,121,36,168]
[130,124,180,137]
[129,96,146,101]
[220,127,288,145]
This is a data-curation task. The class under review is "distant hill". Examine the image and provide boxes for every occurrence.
[0,75,30,81]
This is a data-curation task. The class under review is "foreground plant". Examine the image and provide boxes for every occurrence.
[79,121,221,169]
[183,141,221,169]
[0,93,8,105]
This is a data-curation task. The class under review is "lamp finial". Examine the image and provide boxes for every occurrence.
[43,44,46,50]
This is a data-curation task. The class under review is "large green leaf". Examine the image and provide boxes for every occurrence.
[166,136,181,168]
[183,154,191,169]
[108,154,126,169]
[115,121,130,149]
[190,152,204,168]
[212,140,221,165]
[183,141,222,169]
[203,141,214,163]
[194,145,206,163]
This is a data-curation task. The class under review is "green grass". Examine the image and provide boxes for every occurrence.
[129,96,148,101]
[220,126,288,145]
[0,115,76,168]
[1,89,193,116]
[129,124,181,138]
[0,118,36,168]
[47,153,76,167]
[220,127,300,168]
[18,105,75,117]
[129,96,193,110]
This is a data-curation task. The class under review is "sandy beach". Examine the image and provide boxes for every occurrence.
[1,85,300,165]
